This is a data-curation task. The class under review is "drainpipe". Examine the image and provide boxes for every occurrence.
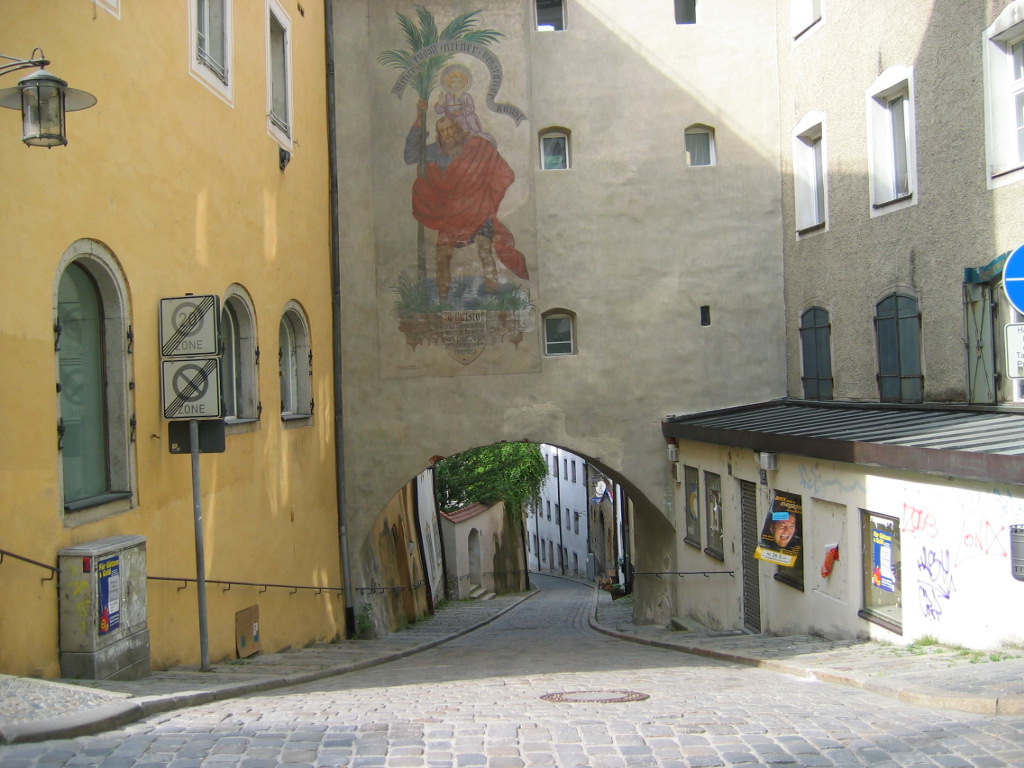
[323,0,355,637]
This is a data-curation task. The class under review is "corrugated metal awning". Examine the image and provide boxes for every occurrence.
[662,399,1024,485]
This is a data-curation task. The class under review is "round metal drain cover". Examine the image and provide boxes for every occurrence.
[541,690,650,704]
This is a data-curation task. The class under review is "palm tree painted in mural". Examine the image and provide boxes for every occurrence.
[377,6,502,284]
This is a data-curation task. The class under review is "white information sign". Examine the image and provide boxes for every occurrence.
[161,358,223,419]
[1005,323,1024,380]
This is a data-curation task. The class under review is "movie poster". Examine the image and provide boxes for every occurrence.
[754,490,802,567]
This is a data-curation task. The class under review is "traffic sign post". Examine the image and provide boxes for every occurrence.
[159,295,222,673]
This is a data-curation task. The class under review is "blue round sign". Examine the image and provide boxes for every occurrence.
[1004,244,1024,315]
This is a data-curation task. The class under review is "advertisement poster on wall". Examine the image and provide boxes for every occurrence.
[871,521,897,593]
[755,490,803,566]
[97,554,121,635]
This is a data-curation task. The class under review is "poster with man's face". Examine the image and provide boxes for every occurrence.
[754,490,802,567]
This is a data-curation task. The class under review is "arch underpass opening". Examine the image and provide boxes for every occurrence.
[349,440,675,640]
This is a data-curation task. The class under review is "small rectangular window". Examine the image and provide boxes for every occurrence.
[197,0,228,83]
[685,129,714,166]
[675,0,696,24]
[794,120,826,231]
[541,134,569,170]
[544,314,575,355]
[268,4,291,138]
[537,0,564,31]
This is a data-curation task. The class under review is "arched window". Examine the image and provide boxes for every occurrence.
[542,309,577,356]
[221,285,260,423]
[540,127,571,170]
[875,293,923,403]
[799,306,833,400]
[55,239,135,517]
[279,302,312,420]
[684,124,716,166]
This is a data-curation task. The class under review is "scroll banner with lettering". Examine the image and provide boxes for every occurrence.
[390,40,526,126]
[159,295,223,419]
[754,490,803,567]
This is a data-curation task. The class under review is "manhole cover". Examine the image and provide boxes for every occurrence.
[541,690,650,704]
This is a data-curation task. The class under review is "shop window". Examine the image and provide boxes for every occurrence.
[683,465,701,548]
[859,510,902,633]
[704,471,724,559]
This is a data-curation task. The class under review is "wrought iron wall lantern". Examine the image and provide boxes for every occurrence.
[0,49,96,147]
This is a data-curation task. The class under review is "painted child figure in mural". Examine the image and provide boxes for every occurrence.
[434,65,495,145]
[404,98,529,303]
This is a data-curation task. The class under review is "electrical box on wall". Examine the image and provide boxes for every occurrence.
[58,534,150,680]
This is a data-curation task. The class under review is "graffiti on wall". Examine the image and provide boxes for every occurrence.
[379,7,533,366]
[902,501,1011,623]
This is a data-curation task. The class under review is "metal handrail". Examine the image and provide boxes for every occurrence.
[0,547,57,583]
[148,575,343,595]
[634,570,735,578]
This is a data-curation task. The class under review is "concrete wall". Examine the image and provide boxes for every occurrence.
[333,0,786,616]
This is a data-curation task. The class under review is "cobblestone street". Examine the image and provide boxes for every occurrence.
[2,575,1022,768]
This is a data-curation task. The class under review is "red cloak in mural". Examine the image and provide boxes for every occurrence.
[411,136,529,281]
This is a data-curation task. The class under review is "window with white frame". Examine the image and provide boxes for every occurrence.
[55,240,135,518]
[792,112,827,233]
[799,306,833,400]
[536,0,565,31]
[267,0,292,142]
[540,129,570,170]
[279,303,313,420]
[220,287,260,423]
[983,3,1024,188]
[791,0,821,39]
[685,124,716,167]
[190,0,232,102]
[867,67,917,214]
[543,310,576,355]
[675,0,696,25]
[874,292,923,403]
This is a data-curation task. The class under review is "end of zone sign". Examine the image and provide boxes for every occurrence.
[160,295,220,357]
[160,295,223,419]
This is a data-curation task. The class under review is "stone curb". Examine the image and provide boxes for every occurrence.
[0,590,538,746]
[587,591,1024,717]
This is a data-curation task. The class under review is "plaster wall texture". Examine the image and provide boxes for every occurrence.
[673,438,1024,650]
[334,0,786,608]
[779,1,1024,402]
[0,3,342,675]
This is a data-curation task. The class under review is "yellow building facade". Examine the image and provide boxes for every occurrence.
[0,1,344,677]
